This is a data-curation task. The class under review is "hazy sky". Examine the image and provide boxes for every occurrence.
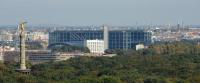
[0,0,200,26]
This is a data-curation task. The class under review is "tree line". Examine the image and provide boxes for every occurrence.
[1,41,200,83]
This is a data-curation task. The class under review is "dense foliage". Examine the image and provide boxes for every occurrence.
[51,45,90,53]
[1,42,200,83]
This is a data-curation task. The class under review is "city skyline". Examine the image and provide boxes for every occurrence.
[0,0,200,26]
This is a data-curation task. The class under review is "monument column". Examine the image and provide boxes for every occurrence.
[20,22,26,70]
[16,22,30,73]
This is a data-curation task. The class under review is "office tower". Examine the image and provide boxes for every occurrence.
[49,27,152,50]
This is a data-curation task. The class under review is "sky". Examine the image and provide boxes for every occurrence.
[0,0,200,26]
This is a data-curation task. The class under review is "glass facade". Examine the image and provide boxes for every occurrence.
[49,30,151,49]
[108,31,152,49]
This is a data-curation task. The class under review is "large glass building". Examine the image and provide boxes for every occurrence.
[49,28,152,50]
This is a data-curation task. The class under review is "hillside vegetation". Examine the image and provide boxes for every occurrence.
[1,42,200,83]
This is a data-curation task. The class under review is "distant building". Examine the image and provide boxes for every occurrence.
[29,50,83,64]
[136,44,145,50]
[3,50,84,64]
[27,32,48,42]
[0,46,15,51]
[49,27,152,50]
[0,49,3,62]
[85,39,105,54]
[0,32,13,41]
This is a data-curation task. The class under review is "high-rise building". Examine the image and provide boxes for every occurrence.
[49,27,152,50]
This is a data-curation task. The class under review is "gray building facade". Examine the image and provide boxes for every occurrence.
[49,28,152,50]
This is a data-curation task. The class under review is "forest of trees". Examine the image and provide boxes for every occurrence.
[51,45,90,53]
[1,41,200,83]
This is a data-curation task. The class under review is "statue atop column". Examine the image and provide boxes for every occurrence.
[16,21,31,73]
[19,22,27,70]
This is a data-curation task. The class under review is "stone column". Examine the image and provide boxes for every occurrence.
[19,22,27,70]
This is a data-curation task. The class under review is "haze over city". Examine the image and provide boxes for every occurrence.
[0,0,200,26]
[2,0,200,82]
